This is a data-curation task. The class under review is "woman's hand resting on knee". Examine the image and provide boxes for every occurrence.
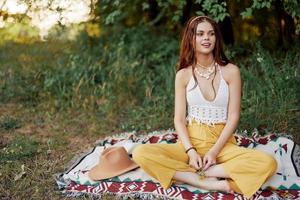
[187,149,202,170]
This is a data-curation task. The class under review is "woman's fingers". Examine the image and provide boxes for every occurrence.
[189,157,200,170]
[202,156,209,170]
[193,159,200,169]
[198,156,203,168]
[202,156,207,166]
[203,157,215,171]
[203,161,211,171]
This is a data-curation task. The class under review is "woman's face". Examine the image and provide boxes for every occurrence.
[195,21,216,55]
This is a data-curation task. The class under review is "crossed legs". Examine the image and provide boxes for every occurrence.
[173,164,234,193]
[133,143,236,194]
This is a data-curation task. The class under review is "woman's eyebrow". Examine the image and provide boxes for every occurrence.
[196,30,214,33]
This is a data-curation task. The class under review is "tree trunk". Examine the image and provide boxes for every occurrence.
[181,0,193,26]
[275,0,295,46]
[219,16,235,45]
[147,0,158,22]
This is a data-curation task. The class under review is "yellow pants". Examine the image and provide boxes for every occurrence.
[132,120,277,199]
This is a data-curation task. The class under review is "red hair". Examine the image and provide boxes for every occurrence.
[176,16,229,72]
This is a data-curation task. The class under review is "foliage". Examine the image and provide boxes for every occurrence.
[98,0,300,33]
[1,0,299,48]
[198,0,229,22]
[0,19,40,44]
[0,40,73,106]
[0,27,299,134]
[0,26,179,131]
[240,0,273,18]
[2,0,299,32]
[0,0,94,39]
[40,26,178,130]
[99,0,230,26]
[241,0,300,32]
[239,42,299,132]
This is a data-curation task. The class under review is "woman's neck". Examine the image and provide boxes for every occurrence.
[196,53,214,68]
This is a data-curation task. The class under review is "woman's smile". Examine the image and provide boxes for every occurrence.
[201,42,211,48]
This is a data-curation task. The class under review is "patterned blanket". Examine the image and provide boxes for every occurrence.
[56,129,300,200]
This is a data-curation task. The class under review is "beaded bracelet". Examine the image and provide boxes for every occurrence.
[185,147,196,154]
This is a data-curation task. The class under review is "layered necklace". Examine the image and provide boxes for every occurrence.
[195,60,216,80]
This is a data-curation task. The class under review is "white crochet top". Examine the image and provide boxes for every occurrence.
[186,66,229,125]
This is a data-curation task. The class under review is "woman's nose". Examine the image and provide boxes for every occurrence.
[204,35,209,40]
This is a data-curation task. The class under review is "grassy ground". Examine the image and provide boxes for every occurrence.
[0,103,157,199]
[0,104,95,199]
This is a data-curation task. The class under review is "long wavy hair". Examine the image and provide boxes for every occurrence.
[177,16,229,98]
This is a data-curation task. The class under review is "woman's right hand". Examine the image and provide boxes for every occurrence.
[187,149,202,170]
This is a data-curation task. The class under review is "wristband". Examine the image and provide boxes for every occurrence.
[185,147,196,154]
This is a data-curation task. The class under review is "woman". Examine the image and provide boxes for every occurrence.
[132,16,277,199]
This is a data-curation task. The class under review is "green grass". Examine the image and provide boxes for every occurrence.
[0,136,39,163]
[0,26,299,199]
[238,43,299,135]
[0,115,21,131]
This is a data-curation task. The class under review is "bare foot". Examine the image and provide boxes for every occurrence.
[200,180,235,194]
[218,180,235,194]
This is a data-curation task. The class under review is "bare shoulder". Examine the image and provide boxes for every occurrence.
[175,66,193,86]
[220,63,240,83]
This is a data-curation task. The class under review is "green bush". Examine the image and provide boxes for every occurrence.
[37,26,178,130]
[0,26,299,133]
[239,42,299,132]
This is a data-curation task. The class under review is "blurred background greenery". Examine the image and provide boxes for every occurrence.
[1,0,299,133]
[0,0,299,199]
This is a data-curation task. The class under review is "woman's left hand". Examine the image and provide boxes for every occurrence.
[202,150,217,171]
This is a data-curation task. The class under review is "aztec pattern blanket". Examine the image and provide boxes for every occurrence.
[56,129,300,200]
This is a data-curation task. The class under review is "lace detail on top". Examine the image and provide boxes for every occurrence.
[186,105,227,125]
[185,66,229,126]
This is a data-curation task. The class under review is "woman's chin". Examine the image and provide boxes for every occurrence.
[197,49,214,55]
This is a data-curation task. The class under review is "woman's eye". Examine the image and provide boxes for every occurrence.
[210,32,215,36]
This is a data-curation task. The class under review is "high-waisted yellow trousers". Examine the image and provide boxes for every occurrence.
[132,120,277,199]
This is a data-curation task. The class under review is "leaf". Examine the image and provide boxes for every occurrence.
[113,0,121,7]
[172,15,180,22]
[195,0,203,3]
[222,2,227,6]
[196,11,205,16]
[105,10,121,25]
[241,8,253,18]
[142,3,149,10]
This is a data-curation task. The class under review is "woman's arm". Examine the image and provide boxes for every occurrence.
[209,64,242,156]
[174,68,203,170]
[173,68,193,150]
